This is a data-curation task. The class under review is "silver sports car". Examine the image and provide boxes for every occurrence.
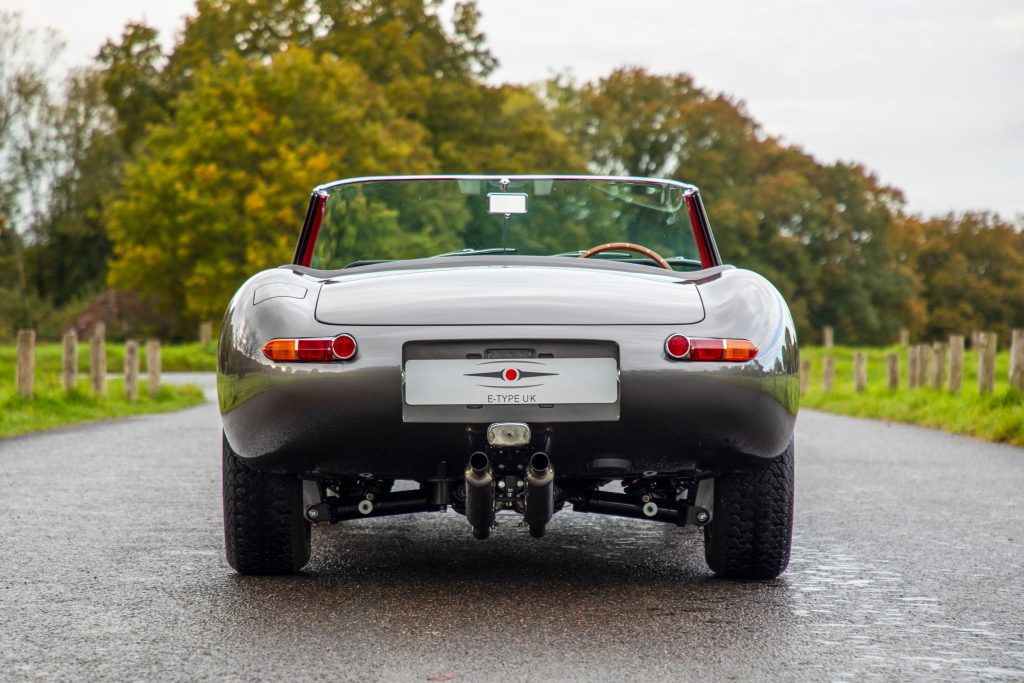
[218,175,799,578]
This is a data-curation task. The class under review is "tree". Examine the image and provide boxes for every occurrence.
[105,49,436,326]
[550,67,918,343]
[0,11,62,335]
[97,23,170,151]
[25,69,125,306]
[908,213,1024,342]
[99,1,581,331]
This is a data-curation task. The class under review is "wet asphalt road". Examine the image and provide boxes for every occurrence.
[2,374,1023,681]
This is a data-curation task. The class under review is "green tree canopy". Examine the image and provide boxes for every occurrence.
[550,67,919,343]
[106,49,435,325]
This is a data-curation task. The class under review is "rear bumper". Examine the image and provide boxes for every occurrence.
[222,371,795,479]
[219,324,798,478]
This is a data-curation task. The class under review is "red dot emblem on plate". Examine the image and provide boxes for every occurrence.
[503,368,520,381]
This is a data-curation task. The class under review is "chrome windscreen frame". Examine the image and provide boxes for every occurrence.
[291,175,722,269]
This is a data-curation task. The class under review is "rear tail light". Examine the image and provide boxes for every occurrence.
[665,334,690,358]
[296,339,333,361]
[665,335,757,362]
[331,334,357,360]
[262,334,358,362]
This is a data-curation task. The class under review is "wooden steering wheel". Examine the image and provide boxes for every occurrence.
[578,242,672,270]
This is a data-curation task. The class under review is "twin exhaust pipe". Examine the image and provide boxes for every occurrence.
[464,452,496,540]
[464,451,554,540]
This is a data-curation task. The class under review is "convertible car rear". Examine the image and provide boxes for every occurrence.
[218,175,799,579]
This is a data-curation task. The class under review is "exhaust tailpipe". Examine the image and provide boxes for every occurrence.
[464,451,495,540]
[524,452,554,538]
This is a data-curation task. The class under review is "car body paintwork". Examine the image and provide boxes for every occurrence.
[218,239,799,479]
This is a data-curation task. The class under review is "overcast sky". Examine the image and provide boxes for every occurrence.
[7,0,1023,219]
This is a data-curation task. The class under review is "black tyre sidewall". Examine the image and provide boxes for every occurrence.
[222,433,311,574]
[704,438,795,580]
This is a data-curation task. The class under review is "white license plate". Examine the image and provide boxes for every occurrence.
[404,358,618,406]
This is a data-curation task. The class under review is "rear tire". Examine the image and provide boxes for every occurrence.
[703,438,794,579]
[222,433,311,574]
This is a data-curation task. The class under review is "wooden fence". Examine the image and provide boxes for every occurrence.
[803,328,1024,396]
[13,323,1024,400]
[10,321,212,402]
[12,323,216,403]
[13,326,160,402]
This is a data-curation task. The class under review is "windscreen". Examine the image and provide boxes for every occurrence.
[307,177,703,271]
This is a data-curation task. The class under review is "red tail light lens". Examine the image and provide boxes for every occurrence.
[296,339,334,361]
[665,334,690,359]
[665,336,758,362]
[688,338,727,361]
[262,334,358,362]
[332,334,357,360]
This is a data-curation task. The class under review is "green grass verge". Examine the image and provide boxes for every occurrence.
[801,345,1024,447]
[1,341,210,438]
[0,378,205,439]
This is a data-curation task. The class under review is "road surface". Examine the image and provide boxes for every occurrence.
[1,374,1022,681]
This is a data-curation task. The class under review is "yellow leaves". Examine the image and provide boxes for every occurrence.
[305,151,330,179]
[194,163,220,184]
[243,192,266,213]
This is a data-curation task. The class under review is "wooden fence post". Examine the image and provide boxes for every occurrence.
[822,356,835,393]
[853,352,867,392]
[799,358,810,396]
[147,339,162,398]
[907,346,919,389]
[199,321,213,346]
[1010,329,1024,393]
[16,329,35,398]
[919,344,932,389]
[931,342,947,390]
[899,328,910,347]
[90,322,107,397]
[948,335,964,394]
[62,330,78,392]
[978,332,997,395]
[822,326,834,349]
[124,340,139,402]
[886,353,900,390]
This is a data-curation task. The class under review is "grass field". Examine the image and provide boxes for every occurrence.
[801,345,1024,447]
[0,343,208,439]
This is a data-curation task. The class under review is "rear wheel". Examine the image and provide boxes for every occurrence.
[222,433,311,574]
[703,438,794,579]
